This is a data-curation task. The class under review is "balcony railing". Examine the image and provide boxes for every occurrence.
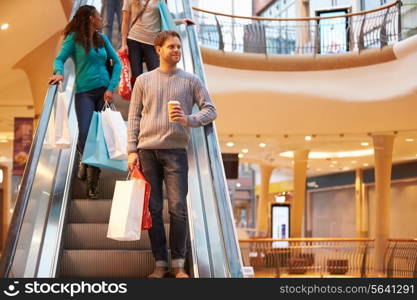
[386,239,417,278]
[192,1,401,55]
[240,238,374,277]
[239,237,417,277]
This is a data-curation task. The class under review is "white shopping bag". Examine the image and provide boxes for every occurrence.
[101,104,127,160]
[44,83,71,149]
[107,177,145,241]
[54,84,71,148]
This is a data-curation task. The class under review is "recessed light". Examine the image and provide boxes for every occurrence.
[363,163,369,167]
[259,143,266,148]
[242,149,249,153]
[331,161,338,164]
[351,160,357,164]
[226,142,234,147]
[405,138,414,142]
[1,23,9,30]
[0,139,7,143]
[238,153,244,158]
[236,183,241,188]
[316,168,322,171]
[361,142,369,146]
[305,136,312,141]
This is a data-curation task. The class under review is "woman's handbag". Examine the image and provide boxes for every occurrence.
[158,1,176,31]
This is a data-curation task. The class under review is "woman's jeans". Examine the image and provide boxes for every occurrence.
[74,87,106,154]
[127,38,159,85]
[103,0,122,44]
[138,149,189,267]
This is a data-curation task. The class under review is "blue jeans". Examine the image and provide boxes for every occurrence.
[138,149,189,266]
[127,39,159,85]
[103,0,122,43]
[74,87,106,154]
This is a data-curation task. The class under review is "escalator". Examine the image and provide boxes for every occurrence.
[0,0,243,278]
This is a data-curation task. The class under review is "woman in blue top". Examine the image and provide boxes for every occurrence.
[50,5,122,199]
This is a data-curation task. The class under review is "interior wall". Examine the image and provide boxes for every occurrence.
[310,187,356,237]
[367,180,417,238]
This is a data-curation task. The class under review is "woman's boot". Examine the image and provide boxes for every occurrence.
[77,151,87,181]
[86,166,101,199]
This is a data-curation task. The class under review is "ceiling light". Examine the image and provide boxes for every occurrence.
[316,168,322,171]
[363,163,369,167]
[226,142,234,147]
[0,139,7,143]
[342,167,350,171]
[238,153,244,158]
[331,161,338,164]
[279,149,373,159]
[236,183,241,188]
[305,136,312,141]
[242,149,249,154]
[259,143,266,148]
[351,160,357,164]
[361,142,369,146]
[405,138,414,142]
[1,23,9,30]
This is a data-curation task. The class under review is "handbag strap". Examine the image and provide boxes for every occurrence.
[130,0,151,27]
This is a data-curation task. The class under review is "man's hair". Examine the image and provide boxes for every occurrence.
[154,30,181,47]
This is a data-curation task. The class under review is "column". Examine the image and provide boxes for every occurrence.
[355,168,365,237]
[291,149,309,237]
[295,0,310,54]
[256,164,273,236]
[372,134,395,275]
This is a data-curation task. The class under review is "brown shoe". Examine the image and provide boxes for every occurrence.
[147,267,169,278]
[172,267,189,278]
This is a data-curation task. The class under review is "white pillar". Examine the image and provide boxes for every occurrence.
[291,149,309,237]
[256,164,273,236]
[372,134,395,275]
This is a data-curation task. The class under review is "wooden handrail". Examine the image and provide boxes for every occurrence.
[388,238,417,242]
[192,1,400,22]
[239,238,374,243]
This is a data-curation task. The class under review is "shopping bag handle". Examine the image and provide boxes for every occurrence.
[102,102,118,112]
[58,82,64,93]
[130,165,148,183]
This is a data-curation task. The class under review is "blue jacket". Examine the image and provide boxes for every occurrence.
[54,32,121,93]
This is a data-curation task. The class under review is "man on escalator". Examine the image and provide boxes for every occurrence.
[127,30,217,278]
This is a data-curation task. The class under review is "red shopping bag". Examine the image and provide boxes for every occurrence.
[132,166,152,230]
[118,49,132,100]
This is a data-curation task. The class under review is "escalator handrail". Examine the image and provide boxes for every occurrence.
[181,0,244,277]
[0,85,58,277]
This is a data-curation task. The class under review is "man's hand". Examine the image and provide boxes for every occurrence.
[104,90,113,103]
[128,152,139,171]
[171,106,188,126]
[49,74,63,85]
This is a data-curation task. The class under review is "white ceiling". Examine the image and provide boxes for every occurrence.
[202,42,417,177]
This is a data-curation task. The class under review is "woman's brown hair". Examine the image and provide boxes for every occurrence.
[63,5,104,54]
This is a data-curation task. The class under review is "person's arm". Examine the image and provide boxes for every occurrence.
[172,76,217,127]
[102,34,122,92]
[127,77,144,154]
[49,33,75,83]
[120,9,131,52]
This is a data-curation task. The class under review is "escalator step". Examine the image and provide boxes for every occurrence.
[68,199,170,223]
[60,249,170,278]
[64,223,170,250]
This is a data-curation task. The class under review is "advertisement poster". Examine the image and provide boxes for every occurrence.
[12,117,33,175]
[271,204,290,248]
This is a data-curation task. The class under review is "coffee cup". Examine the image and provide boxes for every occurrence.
[168,100,180,122]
